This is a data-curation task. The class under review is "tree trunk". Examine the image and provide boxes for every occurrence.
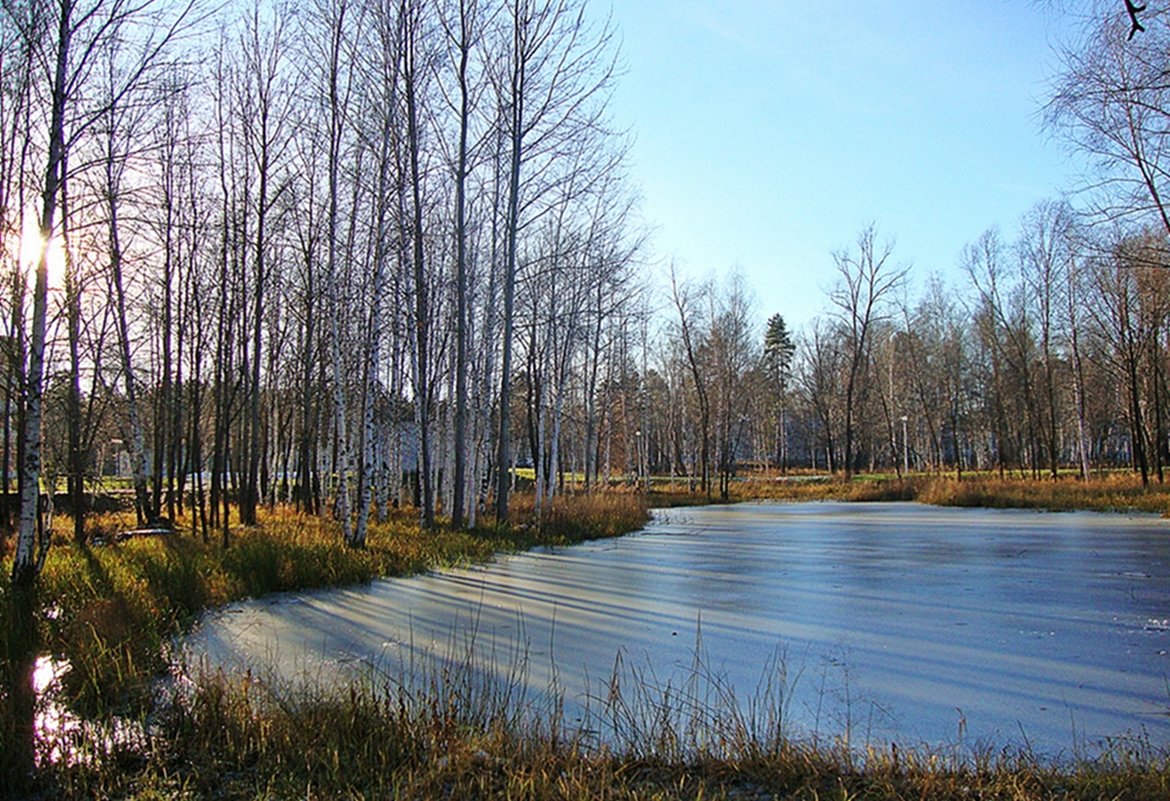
[12,0,70,587]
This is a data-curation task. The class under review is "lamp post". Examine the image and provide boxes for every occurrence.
[634,429,643,490]
[900,416,909,475]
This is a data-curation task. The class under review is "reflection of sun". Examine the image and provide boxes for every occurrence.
[20,208,66,290]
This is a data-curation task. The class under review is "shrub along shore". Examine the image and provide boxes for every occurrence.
[3,475,1170,799]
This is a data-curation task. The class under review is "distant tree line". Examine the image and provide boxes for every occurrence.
[646,3,1170,493]
[658,203,1167,493]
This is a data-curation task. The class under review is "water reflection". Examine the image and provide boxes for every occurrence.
[30,655,87,767]
[2,590,147,793]
[2,623,90,786]
[183,502,1170,755]
[2,585,38,794]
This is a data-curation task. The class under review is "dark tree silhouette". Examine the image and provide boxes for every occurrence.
[1126,0,1146,38]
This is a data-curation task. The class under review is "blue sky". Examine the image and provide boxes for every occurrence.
[597,1,1089,329]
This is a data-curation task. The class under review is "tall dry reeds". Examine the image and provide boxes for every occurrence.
[32,634,1170,800]
[915,473,1170,514]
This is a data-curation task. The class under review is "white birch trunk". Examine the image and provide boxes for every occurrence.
[548,372,568,505]
[357,102,393,545]
[322,0,353,544]
[534,371,546,518]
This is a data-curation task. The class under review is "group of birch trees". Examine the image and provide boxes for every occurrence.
[1,0,644,583]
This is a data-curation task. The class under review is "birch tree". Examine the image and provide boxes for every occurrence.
[302,0,357,542]
[491,0,616,521]
[437,0,484,528]
[401,0,438,529]
[237,2,293,527]
[7,0,193,582]
[8,0,71,584]
[351,0,398,543]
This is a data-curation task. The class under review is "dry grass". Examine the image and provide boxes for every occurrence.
[915,472,1170,514]
[4,496,650,718]
[730,476,916,504]
[730,471,1170,515]
[37,654,1170,800]
[9,481,1170,798]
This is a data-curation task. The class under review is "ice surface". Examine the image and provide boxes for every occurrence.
[181,502,1170,755]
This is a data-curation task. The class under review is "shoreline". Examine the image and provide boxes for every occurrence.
[5,482,1170,797]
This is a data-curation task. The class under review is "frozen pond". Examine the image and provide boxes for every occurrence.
[182,502,1170,755]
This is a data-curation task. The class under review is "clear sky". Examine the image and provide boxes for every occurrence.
[597,1,1089,330]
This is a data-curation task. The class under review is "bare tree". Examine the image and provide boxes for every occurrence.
[1018,200,1076,478]
[437,0,485,528]
[303,0,357,542]
[8,0,71,584]
[1048,5,1170,239]
[669,266,711,498]
[7,0,194,583]
[708,274,756,499]
[829,224,906,479]
[0,8,35,536]
[350,0,399,543]
[1066,237,1094,478]
[490,0,616,521]
[237,2,293,528]
[797,318,843,474]
[103,74,154,527]
[401,0,438,529]
[1089,232,1168,484]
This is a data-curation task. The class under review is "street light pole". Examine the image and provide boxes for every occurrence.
[900,416,909,475]
[634,429,642,490]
